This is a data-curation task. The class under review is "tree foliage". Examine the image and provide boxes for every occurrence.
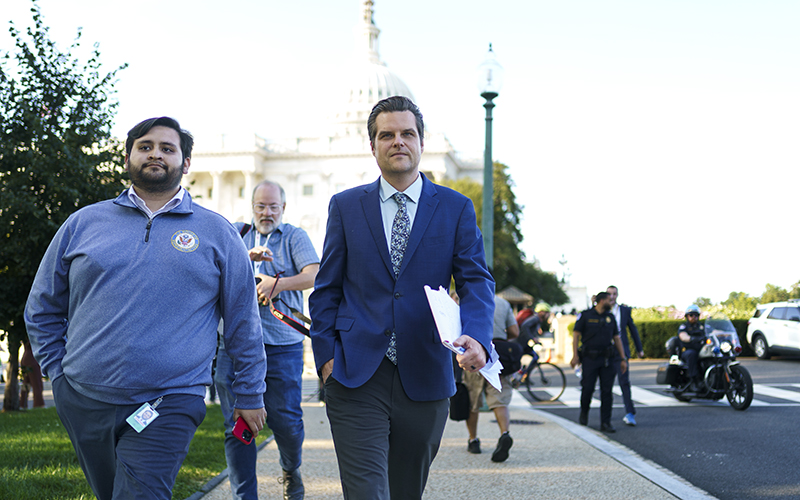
[441,162,568,306]
[760,283,792,304]
[0,0,127,410]
[694,297,712,308]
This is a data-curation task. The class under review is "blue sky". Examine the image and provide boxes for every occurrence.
[6,0,799,308]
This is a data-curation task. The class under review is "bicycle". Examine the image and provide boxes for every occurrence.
[509,342,566,402]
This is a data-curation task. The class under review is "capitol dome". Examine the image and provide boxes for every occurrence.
[331,0,416,137]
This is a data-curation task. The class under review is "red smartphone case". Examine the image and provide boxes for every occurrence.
[233,416,254,445]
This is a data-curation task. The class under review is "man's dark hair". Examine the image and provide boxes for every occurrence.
[126,117,194,162]
[595,292,610,303]
[607,285,618,292]
[367,96,424,145]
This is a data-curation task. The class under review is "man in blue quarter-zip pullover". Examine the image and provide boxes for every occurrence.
[25,117,267,500]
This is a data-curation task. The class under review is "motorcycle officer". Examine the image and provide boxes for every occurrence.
[678,304,706,392]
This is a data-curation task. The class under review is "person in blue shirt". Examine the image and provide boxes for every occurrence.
[215,180,319,500]
[25,117,267,500]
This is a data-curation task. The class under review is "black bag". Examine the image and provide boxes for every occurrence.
[494,339,523,376]
[449,382,470,421]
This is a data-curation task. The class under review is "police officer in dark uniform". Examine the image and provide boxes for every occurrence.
[678,304,706,391]
[570,292,627,432]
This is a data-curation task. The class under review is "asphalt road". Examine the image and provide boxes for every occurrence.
[532,358,800,500]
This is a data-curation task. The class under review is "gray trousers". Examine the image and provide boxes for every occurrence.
[324,357,449,500]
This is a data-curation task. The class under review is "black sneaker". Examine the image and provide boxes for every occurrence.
[579,410,588,426]
[279,468,304,500]
[467,438,481,454]
[600,422,616,433]
[491,433,513,462]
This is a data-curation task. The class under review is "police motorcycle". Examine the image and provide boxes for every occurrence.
[657,314,753,410]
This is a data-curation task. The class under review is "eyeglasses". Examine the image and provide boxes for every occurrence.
[687,313,700,318]
[253,203,282,214]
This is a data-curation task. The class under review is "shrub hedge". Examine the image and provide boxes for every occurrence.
[568,319,753,358]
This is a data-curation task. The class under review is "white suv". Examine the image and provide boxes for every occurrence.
[746,300,800,359]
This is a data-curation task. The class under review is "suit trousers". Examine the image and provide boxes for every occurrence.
[324,357,449,500]
[580,355,616,425]
[53,375,205,500]
[614,357,635,415]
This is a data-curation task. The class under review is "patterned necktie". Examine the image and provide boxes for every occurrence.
[386,192,410,364]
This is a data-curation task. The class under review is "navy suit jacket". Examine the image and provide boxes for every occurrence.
[618,305,643,357]
[309,174,495,401]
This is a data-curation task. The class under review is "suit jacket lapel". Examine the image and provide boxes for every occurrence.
[361,180,395,278]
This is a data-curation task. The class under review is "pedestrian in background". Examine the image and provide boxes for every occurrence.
[215,179,319,500]
[607,285,644,426]
[517,303,551,355]
[571,292,627,433]
[463,294,518,462]
[20,341,45,408]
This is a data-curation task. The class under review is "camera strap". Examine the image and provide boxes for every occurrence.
[267,272,311,337]
[239,224,311,336]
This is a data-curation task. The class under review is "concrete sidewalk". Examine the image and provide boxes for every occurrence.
[199,383,716,500]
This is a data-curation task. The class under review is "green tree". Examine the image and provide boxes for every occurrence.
[0,1,127,411]
[760,283,790,304]
[790,281,800,300]
[719,292,759,319]
[441,162,567,306]
[694,297,712,308]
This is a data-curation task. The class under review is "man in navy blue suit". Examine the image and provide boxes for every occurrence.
[310,96,495,499]
[607,285,644,426]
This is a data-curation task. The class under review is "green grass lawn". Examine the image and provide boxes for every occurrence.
[0,404,271,500]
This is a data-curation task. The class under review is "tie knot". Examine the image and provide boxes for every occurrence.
[392,192,408,208]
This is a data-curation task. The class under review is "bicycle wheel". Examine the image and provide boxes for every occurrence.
[525,362,566,402]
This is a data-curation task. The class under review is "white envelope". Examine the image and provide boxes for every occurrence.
[424,285,502,391]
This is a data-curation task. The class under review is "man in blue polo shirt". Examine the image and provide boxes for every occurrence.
[215,180,319,500]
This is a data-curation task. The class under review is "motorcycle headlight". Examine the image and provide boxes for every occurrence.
[720,341,732,354]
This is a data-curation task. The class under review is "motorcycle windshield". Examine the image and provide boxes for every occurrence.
[705,316,736,334]
[705,315,742,350]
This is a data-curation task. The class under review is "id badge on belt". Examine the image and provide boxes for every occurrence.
[126,396,163,433]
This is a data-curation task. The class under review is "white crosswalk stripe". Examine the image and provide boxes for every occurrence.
[517,384,800,408]
[304,377,800,408]
[753,384,800,403]
[616,386,686,407]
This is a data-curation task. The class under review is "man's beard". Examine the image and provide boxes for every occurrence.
[127,159,183,193]
[254,214,282,235]
[603,304,612,313]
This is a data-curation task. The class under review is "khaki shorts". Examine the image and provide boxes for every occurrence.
[462,370,512,412]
